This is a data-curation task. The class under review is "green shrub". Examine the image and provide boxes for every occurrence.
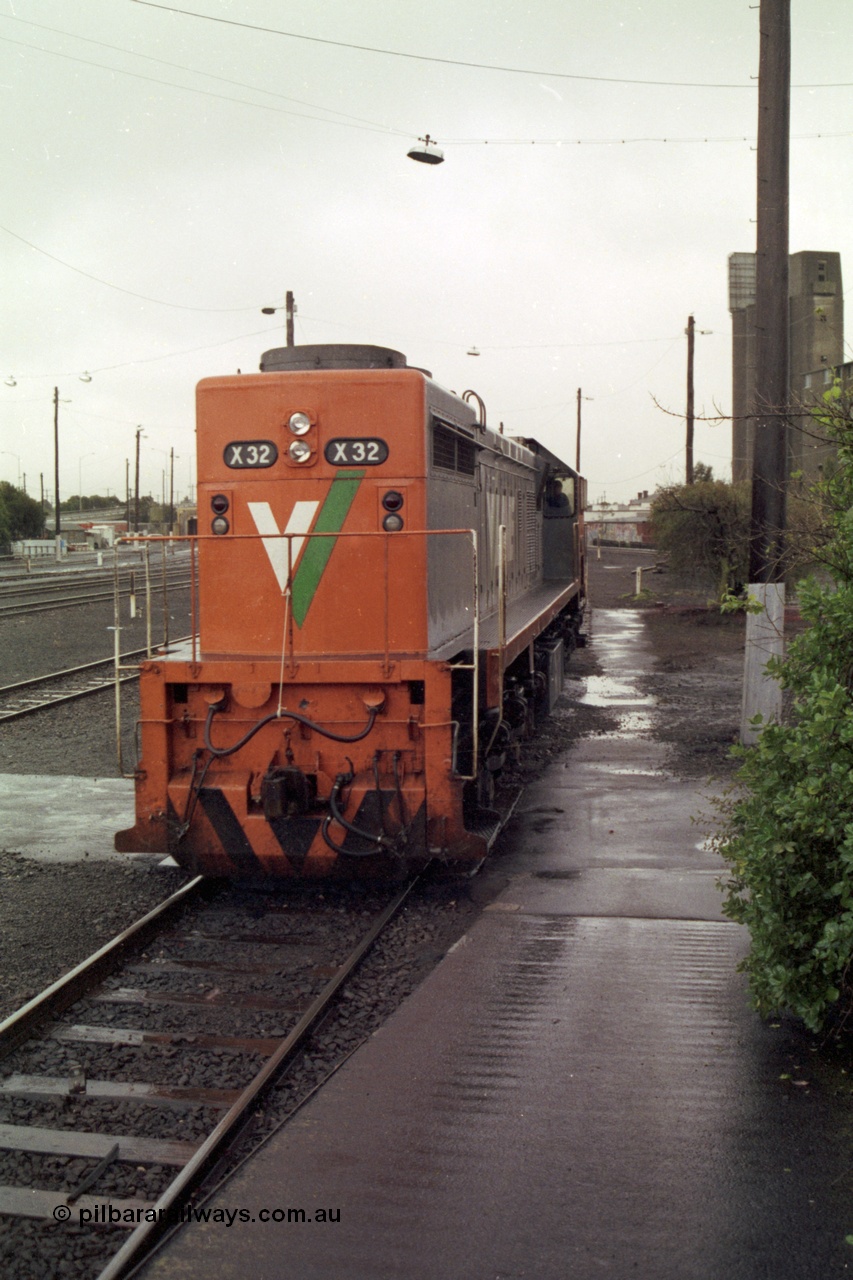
[0,481,45,550]
[651,474,750,599]
[717,386,853,1030]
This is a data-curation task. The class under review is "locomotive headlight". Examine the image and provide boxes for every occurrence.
[288,411,312,436]
[211,515,230,535]
[288,439,312,463]
[383,513,404,532]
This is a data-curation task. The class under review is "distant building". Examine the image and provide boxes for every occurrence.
[585,492,653,546]
[728,250,844,485]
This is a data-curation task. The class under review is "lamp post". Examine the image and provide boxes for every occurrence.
[150,446,178,532]
[261,291,296,346]
[53,388,72,547]
[54,388,61,542]
[169,448,178,534]
[134,426,146,533]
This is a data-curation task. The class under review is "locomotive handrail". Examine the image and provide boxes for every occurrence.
[115,527,483,782]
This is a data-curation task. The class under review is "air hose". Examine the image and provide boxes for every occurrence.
[322,764,394,858]
[203,702,379,758]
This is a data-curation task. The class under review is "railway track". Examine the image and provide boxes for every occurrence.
[0,566,193,620]
[0,874,419,1279]
[0,642,192,723]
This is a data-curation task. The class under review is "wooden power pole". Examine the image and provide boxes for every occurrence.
[686,315,695,485]
[53,386,61,544]
[576,388,582,472]
[741,0,790,744]
[134,426,142,533]
[750,0,790,582]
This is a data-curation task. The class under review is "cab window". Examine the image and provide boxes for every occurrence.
[544,473,575,518]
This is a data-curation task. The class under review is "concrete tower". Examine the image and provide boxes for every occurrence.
[728,250,843,484]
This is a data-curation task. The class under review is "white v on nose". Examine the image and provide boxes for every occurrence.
[247,500,320,593]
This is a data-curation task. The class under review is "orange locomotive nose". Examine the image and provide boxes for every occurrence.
[116,344,585,878]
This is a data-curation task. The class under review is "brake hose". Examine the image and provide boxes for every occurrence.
[203,701,379,758]
[322,766,393,858]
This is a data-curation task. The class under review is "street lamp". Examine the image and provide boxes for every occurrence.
[261,290,296,347]
[407,135,444,165]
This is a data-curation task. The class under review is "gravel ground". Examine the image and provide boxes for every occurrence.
[0,546,759,1276]
[0,547,749,1020]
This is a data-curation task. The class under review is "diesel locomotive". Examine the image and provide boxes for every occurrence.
[115,344,586,877]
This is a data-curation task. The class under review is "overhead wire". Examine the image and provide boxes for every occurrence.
[4,323,691,383]
[2,20,849,152]
[585,446,687,487]
[0,33,408,138]
[0,14,410,135]
[130,1,853,91]
[5,327,277,381]
[443,131,853,145]
[0,222,265,312]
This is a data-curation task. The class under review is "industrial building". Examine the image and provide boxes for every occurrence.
[728,250,844,485]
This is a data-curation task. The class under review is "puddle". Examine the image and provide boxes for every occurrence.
[585,765,667,778]
[580,676,656,708]
[613,710,657,735]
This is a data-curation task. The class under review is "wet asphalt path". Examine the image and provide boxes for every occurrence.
[140,609,853,1280]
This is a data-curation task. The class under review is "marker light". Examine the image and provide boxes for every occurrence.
[383,513,404,532]
[211,494,230,514]
[288,439,312,463]
[382,490,404,512]
[288,412,312,435]
[211,516,230,535]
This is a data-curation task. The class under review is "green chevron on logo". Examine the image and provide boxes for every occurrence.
[291,470,365,626]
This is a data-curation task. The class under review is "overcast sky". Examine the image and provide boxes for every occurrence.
[2,0,852,507]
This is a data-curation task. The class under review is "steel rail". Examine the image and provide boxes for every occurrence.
[0,672,141,722]
[0,637,194,723]
[96,875,420,1280]
[0,877,206,1060]
[0,560,191,596]
[0,638,193,696]
[0,577,193,620]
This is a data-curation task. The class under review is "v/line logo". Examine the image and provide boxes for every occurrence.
[247,470,365,626]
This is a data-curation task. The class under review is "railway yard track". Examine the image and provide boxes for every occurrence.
[0,643,192,724]
[0,556,192,620]
[0,873,422,1279]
